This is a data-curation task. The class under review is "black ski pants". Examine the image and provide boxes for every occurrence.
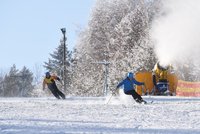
[48,84,65,99]
[125,90,143,102]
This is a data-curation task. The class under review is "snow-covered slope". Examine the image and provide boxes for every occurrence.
[0,96,199,134]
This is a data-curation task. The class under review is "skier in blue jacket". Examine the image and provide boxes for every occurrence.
[116,72,147,104]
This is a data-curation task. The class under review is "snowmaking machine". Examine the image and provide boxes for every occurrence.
[135,62,178,96]
[156,81,169,95]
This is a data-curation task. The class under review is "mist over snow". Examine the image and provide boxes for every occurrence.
[151,0,200,67]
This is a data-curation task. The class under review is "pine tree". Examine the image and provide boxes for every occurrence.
[3,65,20,96]
[109,3,157,86]
[0,76,3,96]
[44,43,73,90]
[3,65,34,97]
[71,0,159,96]
[18,66,34,96]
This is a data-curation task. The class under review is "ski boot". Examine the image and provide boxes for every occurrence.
[135,98,141,104]
[141,99,147,104]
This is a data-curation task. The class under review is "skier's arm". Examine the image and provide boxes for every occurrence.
[56,76,61,81]
[133,78,144,86]
[116,80,125,89]
[56,76,64,85]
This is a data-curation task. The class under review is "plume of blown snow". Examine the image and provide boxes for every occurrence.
[118,89,133,104]
[151,0,200,67]
[105,89,133,105]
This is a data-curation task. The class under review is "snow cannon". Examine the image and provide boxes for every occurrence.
[156,81,169,95]
[135,71,178,96]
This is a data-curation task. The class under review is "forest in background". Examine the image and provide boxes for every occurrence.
[1,0,200,97]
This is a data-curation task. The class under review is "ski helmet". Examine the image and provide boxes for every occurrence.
[45,72,50,77]
[127,72,134,79]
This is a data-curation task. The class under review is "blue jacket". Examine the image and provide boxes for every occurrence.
[117,77,144,93]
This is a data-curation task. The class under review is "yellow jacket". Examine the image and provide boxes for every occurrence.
[43,75,60,89]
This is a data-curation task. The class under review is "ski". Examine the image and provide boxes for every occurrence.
[141,100,154,104]
[147,100,154,104]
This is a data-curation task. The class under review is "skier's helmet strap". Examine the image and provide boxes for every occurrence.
[127,72,134,79]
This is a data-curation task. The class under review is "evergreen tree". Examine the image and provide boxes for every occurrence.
[3,65,20,97]
[71,0,159,96]
[44,43,73,90]
[109,3,157,85]
[71,0,137,96]
[18,66,34,96]
[0,76,3,96]
[3,65,34,97]
[175,59,200,82]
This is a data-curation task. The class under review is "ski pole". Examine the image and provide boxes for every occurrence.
[106,93,113,104]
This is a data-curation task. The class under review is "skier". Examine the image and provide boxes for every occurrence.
[115,72,147,104]
[43,72,66,99]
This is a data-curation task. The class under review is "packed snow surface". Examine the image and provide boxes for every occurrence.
[0,96,199,134]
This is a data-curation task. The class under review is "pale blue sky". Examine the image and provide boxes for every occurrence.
[0,0,95,72]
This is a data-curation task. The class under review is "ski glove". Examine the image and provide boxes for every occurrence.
[142,82,145,85]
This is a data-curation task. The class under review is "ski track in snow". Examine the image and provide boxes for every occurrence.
[0,96,199,134]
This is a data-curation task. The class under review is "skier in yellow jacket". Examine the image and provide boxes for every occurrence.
[43,72,65,99]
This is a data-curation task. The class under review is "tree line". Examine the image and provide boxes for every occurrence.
[44,0,200,96]
[0,65,34,97]
[45,0,161,96]
[1,0,199,97]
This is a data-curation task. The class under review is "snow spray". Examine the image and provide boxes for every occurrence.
[105,89,133,105]
[118,89,132,105]
[151,0,200,68]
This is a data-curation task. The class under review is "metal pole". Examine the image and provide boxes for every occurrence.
[103,63,109,96]
[91,61,110,96]
[63,31,67,92]
[104,51,109,96]
[61,28,67,91]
